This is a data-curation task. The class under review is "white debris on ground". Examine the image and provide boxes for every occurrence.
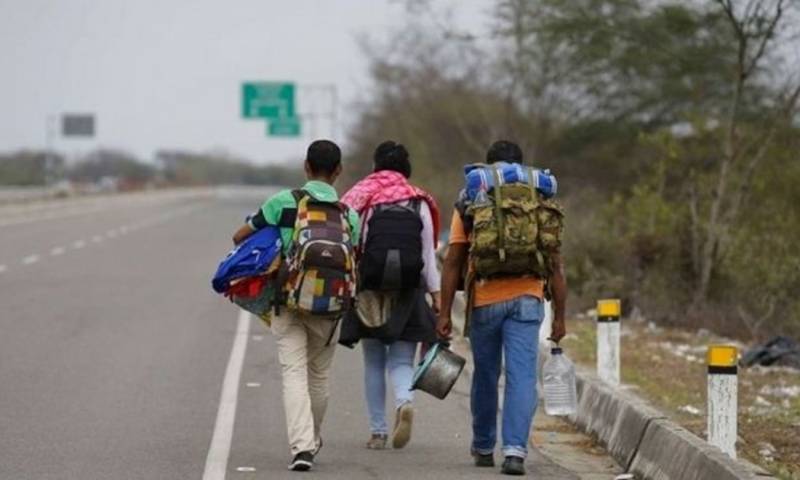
[754,395,773,407]
[646,321,663,334]
[759,384,800,398]
[620,326,636,338]
[679,404,702,416]
[748,364,800,375]
[654,341,706,363]
[757,441,778,462]
[561,333,579,342]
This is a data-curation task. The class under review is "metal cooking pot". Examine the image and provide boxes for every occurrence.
[411,343,466,400]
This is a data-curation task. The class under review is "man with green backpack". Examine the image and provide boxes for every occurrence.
[231,140,360,472]
[436,141,567,476]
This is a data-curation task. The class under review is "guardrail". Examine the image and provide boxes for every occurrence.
[0,186,59,204]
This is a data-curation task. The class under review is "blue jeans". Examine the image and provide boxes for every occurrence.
[361,339,416,434]
[469,295,543,459]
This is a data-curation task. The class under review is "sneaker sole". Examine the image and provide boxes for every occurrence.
[392,405,414,449]
[288,460,313,471]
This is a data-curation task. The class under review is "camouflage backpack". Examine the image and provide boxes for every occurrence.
[466,164,564,280]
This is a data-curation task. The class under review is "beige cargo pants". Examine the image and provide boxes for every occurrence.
[271,309,339,455]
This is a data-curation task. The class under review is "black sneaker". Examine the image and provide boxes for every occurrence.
[501,456,525,476]
[288,451,314,471]
[472,451,495,467]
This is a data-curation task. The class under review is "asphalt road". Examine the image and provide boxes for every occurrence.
[0,189,621,480]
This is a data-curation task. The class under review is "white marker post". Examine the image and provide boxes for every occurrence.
[707,345,738,459]
[596,299,621,386]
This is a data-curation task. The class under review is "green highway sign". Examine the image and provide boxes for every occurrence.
[241,81,302,137]
[268,118,302,137]
[241,82,296,120]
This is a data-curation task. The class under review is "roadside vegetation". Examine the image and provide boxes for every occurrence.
[343,0,800,340]
[0,148,303,190]
[562,316,800,479]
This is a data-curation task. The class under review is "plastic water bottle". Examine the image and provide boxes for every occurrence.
[542,347,578,416]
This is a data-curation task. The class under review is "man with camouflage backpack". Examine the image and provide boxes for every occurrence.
[231,140,360,472]
[436,140,567,476]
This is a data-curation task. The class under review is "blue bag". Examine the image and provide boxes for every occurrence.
[211,226,282,294]
[464,162,557,202]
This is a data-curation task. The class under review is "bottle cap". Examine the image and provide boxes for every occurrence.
[551,347,563,355]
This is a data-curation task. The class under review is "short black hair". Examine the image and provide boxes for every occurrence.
[486,140,523,164]
[373,140,411,178]
[306,140,341,176]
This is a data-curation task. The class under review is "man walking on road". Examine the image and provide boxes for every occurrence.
[232,140,360,472]
[436,141,568,476]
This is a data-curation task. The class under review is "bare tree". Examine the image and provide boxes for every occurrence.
[689,0,800,304]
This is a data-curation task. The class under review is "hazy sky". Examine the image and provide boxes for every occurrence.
[0,0,486,163]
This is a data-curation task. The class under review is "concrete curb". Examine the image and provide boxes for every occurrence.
[570,366,775,479]
[446,291,773,479]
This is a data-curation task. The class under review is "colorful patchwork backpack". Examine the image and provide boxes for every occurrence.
[466,164,564,280]
[285,190,356,315]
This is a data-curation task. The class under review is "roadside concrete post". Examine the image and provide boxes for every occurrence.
[596,299,621,386]
[707,345,738,459]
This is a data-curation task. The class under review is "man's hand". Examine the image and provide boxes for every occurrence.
[436,314,452,340]
[232,224,255,245]
[549,316,566,344]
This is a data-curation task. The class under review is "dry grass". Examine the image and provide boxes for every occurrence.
[560,315,800,480]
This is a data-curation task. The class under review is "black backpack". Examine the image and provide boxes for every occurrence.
[359,200,424,291]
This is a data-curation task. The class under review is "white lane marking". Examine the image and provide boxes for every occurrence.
[245,382,261,388]
[73,240,86,249]
[236,467,256,472]
[21,254,39,265]
[252,335,263,341]
[106,229,118,238]
[91,235,103,243]
[203,310,252,480]
[50,246,66,256]
[0,265,7,273]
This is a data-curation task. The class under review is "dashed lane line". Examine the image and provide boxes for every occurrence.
[202,310,252,480]
[21,254,39,265]
[2,205,202,277]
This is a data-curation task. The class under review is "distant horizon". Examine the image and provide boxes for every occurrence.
[0,0,487,165]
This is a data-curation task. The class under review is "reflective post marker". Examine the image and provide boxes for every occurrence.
[596,299,621,385]
[707,345,738,459]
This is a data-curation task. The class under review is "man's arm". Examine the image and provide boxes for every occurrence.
[347,208,361,248]
[436,243,468,339]
[549,252,568,343]
[233,197,282,245]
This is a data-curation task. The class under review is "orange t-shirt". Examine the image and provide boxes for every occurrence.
[448,211,544,307]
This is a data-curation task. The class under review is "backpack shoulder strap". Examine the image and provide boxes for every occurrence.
[276,189,306,228]
[491,165,507,262]
[454,190,473,235]
[412,198,422,215]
